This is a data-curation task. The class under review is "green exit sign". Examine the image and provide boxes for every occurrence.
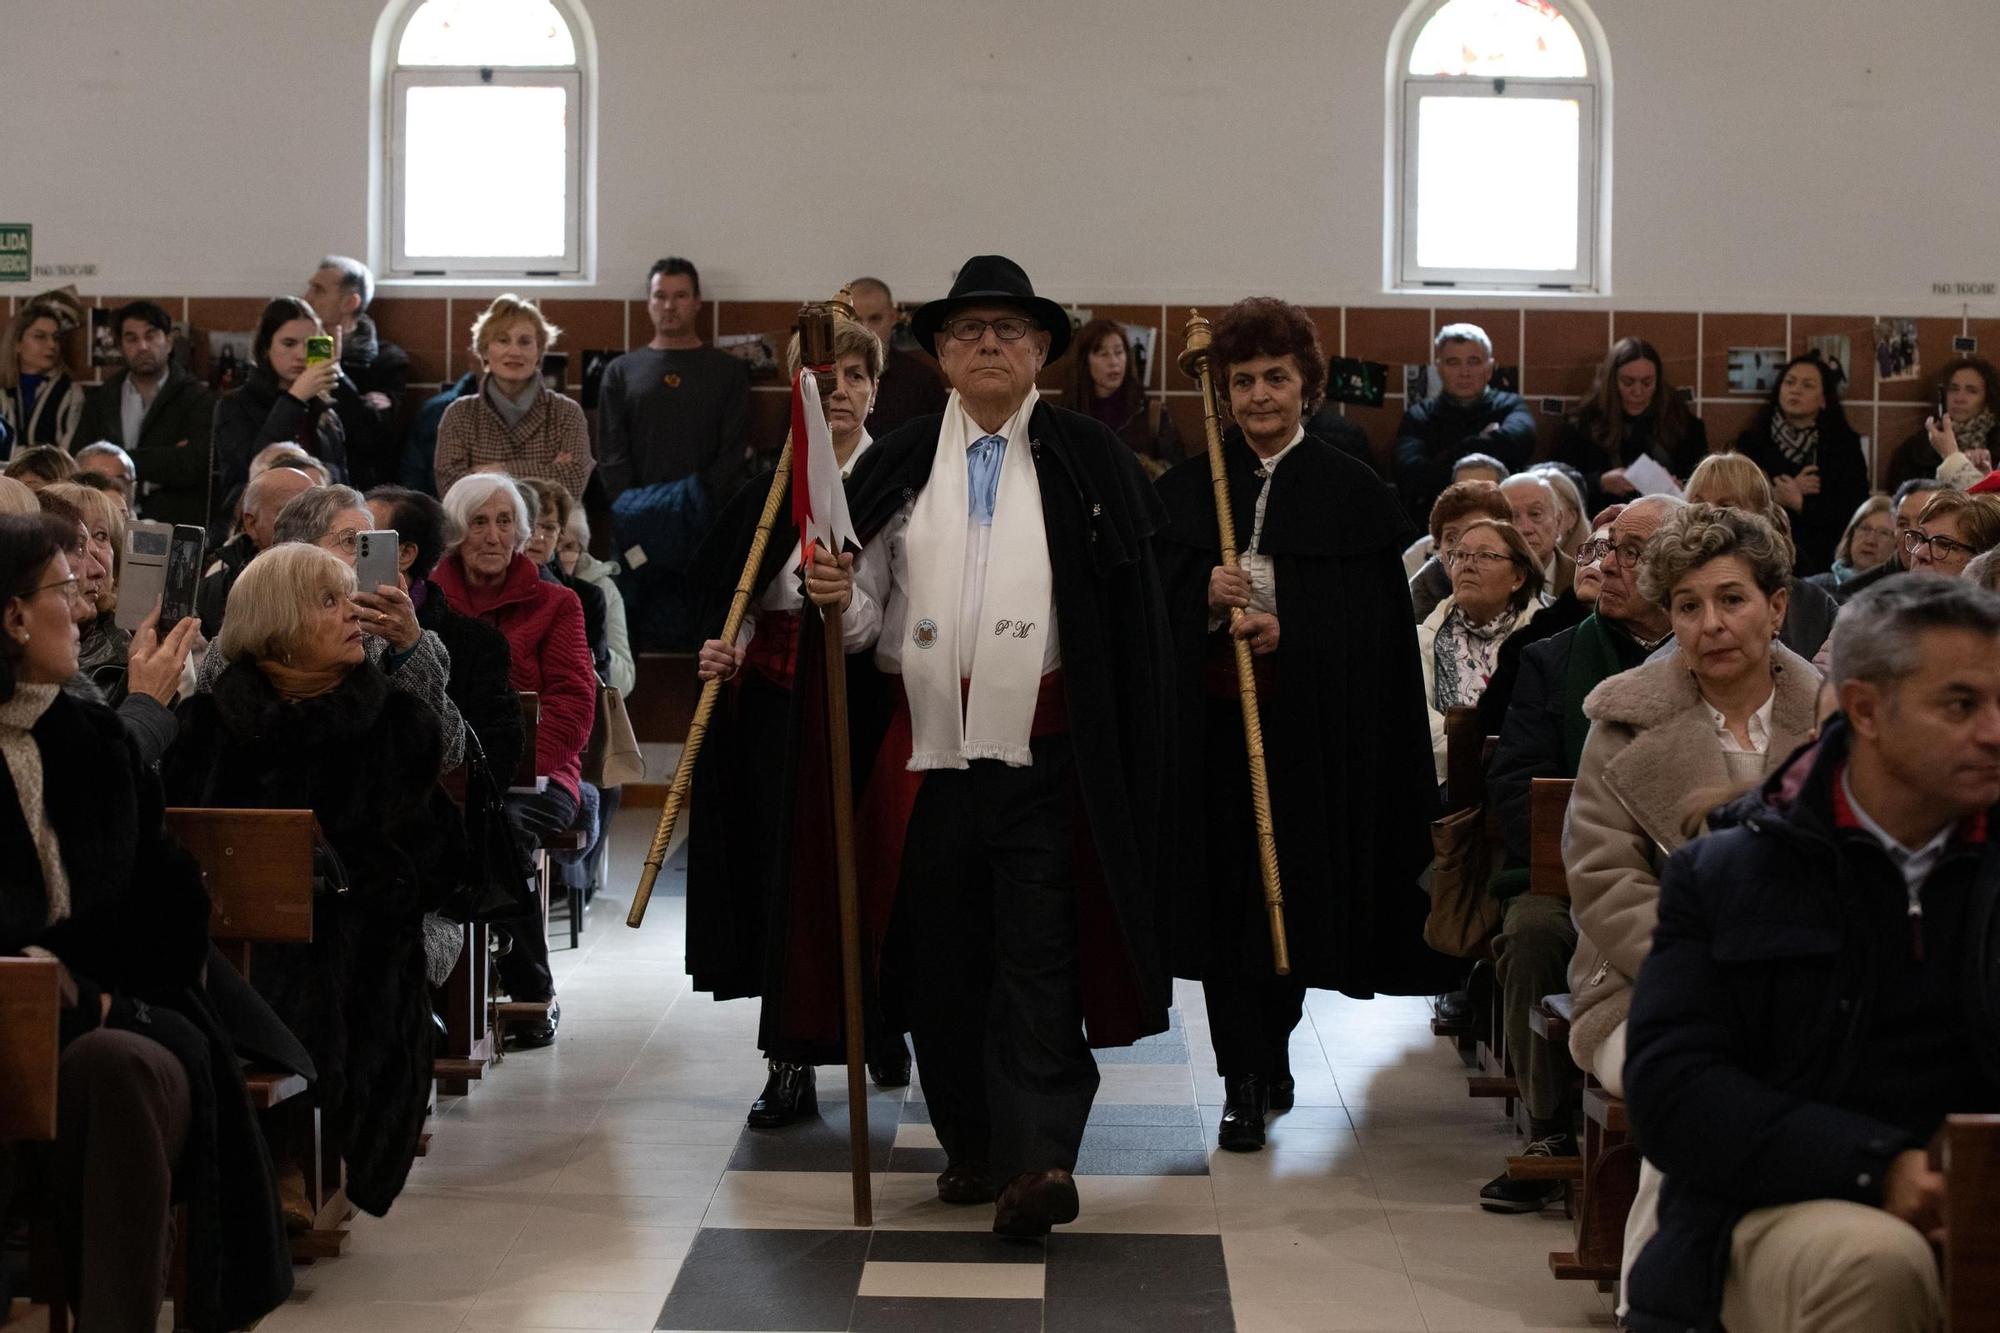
[0,226,28,283]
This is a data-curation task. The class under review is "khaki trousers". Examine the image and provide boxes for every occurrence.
[1720,1198,1942,1333]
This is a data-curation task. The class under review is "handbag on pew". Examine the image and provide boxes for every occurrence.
[442,727,536,924]
[1424,801,1504,957]
[582,680,645,790]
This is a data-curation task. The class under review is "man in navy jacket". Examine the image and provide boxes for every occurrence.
[1623,576,2000,1332]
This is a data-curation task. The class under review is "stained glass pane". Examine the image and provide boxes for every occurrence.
[1414,95,1580,272]
[403,85,568,258]
[398,0,577,67]
[1408,0,1587,78]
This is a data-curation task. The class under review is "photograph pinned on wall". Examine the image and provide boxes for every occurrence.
[1492,365,1520,394]
[1119,323,1159,389]
[1874,318,1921,382]
[1955,335,1979,355]
[579,350,614,410]
[89,307,123,367]
[205,329,253,393]
[540,351,567,395]
[1727,346,1788,395]
[1405,363,1439,402]
[1804,334,1852,390]
[1328,356,1388,408]
[716,331,779,381]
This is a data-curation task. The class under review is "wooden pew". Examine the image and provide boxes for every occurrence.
[1443,707,1518,1105]
[1944,1114,2000,1331]
[1528,778,1574,898]
[166,807,348,1261]
[494,692,580,1040]
[0,957,61,1144]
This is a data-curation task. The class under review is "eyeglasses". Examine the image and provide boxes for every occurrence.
[1443,549,1517,570]
[1576,538,1647,567]
[942,316,1034,343]
[1903,528,1975,561]
[33,576,80,605]
[324,529,362,555]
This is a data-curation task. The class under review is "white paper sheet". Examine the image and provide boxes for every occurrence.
[1623,453,1684,498]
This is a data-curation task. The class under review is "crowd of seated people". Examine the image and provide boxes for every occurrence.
[8,253,2000,1333]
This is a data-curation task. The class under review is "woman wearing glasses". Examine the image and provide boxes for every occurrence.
[1157,295,1454,1153]
[1902,489,2000,576]
[1806,495,1899,591]
[1418,517,1546,784]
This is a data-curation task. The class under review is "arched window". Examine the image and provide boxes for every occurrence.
[1393,0,1605,292]
[381,0,589,279]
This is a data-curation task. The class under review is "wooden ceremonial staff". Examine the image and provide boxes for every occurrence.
[1179,311,1292,976]
[625,289,873,1224]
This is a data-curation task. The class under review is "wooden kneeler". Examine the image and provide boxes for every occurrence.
[167,806,349,1262]
[1943,1114,2000,1331]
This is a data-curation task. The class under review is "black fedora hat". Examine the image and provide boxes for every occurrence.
[908,255,1072,362]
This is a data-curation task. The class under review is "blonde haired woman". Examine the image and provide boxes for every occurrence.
[1685,452,1839,659]
[434,294,593,497]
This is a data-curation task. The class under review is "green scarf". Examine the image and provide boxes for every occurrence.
[1561,613,1655,772]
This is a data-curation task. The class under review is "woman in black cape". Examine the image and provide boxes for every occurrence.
[1155,298,1456,1153]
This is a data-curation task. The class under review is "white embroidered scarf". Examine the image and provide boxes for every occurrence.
[902,389,1052,770]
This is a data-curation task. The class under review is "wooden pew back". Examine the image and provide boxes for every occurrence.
[1946,1114,2000,1331]
[0,956,61,1142]
[1444,706,1484,814]
[517,690,541,787]
[165,808,316,976]
[1530,778,1576,899]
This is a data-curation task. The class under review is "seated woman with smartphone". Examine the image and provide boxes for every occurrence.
[194,483,467,773]
[162,542,465,1220]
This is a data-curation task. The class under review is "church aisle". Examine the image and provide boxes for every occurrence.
[243,806,1612,1333]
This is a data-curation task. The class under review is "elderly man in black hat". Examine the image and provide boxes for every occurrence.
[802,255,1174,1237]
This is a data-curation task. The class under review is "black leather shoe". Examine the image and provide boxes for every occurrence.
[936,1161,996,1204]
[1217,1075,1269,1152]
[1434,989,1472,1025]
[992,1168,1079,1238]
[746,1061,817,1128]
[510,999,559,1050]
[1268,1075,1296,1111]
[868,1033,911,1089]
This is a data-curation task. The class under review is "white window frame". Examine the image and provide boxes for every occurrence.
[379,1,589,281]
[1391,0,1607,294]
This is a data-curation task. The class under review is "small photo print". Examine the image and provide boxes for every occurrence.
[1405,363,1439,403]
[1727,346,1788,395]
[90,307,123,368]
[1954,335,1979,355]
[1118,323,1159,390]
[1329,357,1389,408]
[205,329,253,392]
[1492,365,1520,394]
[1804,334,1852,390]
[580,350,615,411]
[716,331,779,380]
[540,351,568,395]
[1874,318,1921,383]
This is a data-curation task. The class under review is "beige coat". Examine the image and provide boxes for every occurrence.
[1562,642,1821,1070]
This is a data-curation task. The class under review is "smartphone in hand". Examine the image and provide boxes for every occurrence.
[356,530,400,593]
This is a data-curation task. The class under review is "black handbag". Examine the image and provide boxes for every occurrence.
[442,727,535,924]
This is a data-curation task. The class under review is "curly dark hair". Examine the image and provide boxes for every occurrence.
[1207,297,1327,410]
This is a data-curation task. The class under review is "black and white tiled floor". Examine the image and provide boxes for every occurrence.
[199,805,1615,1333]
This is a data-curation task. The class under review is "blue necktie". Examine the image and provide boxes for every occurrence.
[967,434,1005,526]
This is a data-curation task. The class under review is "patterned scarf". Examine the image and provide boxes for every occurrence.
[1770,414,1820,470]
[1957,409,1995,456]
[0,683,68,924]
[1433,602,1517,711]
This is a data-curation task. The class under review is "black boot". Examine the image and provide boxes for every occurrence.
[1268,1075,1296,1111]
[1217,1075,1269,1152]
[747,1061,817,1128]
[868,1032,912,1089]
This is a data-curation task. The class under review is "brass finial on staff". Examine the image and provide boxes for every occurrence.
[1179,310,1291,976]
[626,287,854,931]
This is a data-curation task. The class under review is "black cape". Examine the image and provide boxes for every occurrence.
[1156,429,1458,996]
[842,401,1178,1046]
[682,466,890,1057]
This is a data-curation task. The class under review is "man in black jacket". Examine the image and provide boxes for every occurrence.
[195,465,316,639]
[1478,494,1677,1214]
[76,300,218,528]
[1623,576,2000,1332]
[1393,323,1536,524]
[305,256,410,491]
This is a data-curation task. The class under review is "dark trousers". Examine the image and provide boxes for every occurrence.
[499,784,579,1001]
[1202,970,1306,1081]
[56,1027,190,1333]
[1492,892,1578,1123]
[891,739,1098,1184]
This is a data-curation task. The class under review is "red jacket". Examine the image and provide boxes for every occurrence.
[433,550,596,801]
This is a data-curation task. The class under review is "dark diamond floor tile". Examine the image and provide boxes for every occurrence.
[1080,1102,1202,1127]
[679,1228,871,1266]
[1094,1042,1191,1065]
[885,1146,950,1176]
[1046,1233,1229,1299]
[1079,1123,1207,1151]
[867,1230,1046,1264]
[1043,1294,1235,1333]
[850,1296,1043,1332]
[1071,1147,1210,1176]
[655,1288,855,1331]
